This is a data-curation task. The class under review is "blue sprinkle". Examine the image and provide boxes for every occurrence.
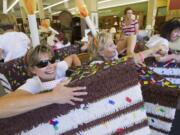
[108,100,115,105]
[156,82,162,86]
[54,120,59,125]
[83,105,89,110]
[150,75,154,79]
[140,76,146,80]
[151,119,155,123]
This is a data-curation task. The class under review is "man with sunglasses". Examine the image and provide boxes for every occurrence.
[0,45,87,118]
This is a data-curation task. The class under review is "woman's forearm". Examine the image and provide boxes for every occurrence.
[0,90,54,118]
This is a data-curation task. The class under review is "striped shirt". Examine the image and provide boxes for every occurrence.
[122,19,138,36]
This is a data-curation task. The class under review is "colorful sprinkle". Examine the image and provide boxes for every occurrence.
[150,75,154,79]
[140,75,146,80]
[121,56,128,62]
[80,104,89,110]
[159,108,165,113]
[164,81,170,86]
[116,128,124,133]
[108,99,115,105]
[125,97,132,103]
[143,81,148,85]
[151,119,155,123]
[54,125,59,130]
[49,119,59,130]
[156,82,162,86]
[148,70,153,74]
[140,106,145,111]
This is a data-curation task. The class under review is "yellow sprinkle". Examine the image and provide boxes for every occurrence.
[164,81,170,86]
[144,81,148,85]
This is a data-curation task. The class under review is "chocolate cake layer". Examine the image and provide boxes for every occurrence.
[142,86,179,108]
[62,102,145,135]
[112,120,148,135]
[150,125,169,134]
[147,113,173,123]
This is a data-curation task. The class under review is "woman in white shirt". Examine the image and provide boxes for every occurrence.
[0,45,87,118]
[0,13,31,62]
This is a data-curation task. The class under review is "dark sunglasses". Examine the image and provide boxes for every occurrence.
[36,57,56,68]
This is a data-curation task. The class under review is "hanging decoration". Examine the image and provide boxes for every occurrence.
[40,19,59,35]
[75,0,97,37]
[21,0,40,47]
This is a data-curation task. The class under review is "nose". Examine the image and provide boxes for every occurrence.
[47,61,54,67]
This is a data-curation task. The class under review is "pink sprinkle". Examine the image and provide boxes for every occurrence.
[116,128,124,133]
[49,120,54,125]
[126,97,132,103]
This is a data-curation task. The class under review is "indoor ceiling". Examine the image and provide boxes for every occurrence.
[0,0,148,17]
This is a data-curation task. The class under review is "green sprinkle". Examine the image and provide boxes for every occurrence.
[54,125,59,130]
[160,108,165,113]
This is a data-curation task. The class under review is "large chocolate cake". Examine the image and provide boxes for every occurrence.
[138,65,180,135]
[0,58,150,135]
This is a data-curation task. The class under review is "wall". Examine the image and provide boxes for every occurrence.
[166,0,180,20]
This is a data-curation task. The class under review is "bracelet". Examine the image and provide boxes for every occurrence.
[139,52,145,63]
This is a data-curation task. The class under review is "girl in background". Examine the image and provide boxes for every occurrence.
[117,7,139,56]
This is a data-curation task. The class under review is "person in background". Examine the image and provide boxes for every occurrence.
[81,31,93,52]
[0,13,31,62]
[47,30,70,50]
[145,19,180,62]
[0,45,86,118]
[117,7,139,56]
[89,32,167,64]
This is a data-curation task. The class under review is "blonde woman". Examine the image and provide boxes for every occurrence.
[89,32,167,64]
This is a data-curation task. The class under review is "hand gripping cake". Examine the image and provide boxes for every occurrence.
[138,66,180,135]
[0,58,150,135]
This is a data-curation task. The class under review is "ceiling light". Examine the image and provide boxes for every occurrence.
[98,0,111,4]
[52,7,76,15]
[98,0,148,10]
[6,0,19,12]
[44,0,69,10]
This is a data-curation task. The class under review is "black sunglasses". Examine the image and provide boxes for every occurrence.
[36,57,56,68]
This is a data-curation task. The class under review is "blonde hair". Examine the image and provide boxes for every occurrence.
[0,13,17,32]
[27,45,54,69]
[88,32,113,60]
